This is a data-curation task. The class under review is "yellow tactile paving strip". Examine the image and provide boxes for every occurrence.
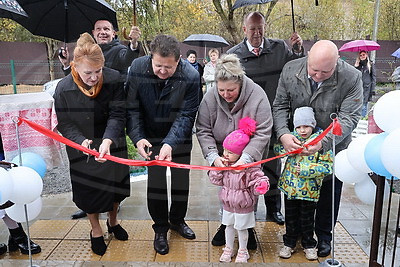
[0,219,369,264]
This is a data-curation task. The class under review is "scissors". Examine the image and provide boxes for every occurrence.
[146,146,151,160]
[86,144,92,163]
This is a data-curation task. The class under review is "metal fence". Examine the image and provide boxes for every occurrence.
[0,60,65,86]
[1,57,399,89]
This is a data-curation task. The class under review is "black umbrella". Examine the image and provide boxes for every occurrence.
[0,0,28,19]
[183,34,230,58]
[232,0,319,32]
[16,0,117,43]
[183,34,230,48]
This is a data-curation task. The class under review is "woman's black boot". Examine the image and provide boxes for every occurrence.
[8,223,41,254]
[90,231,107,256]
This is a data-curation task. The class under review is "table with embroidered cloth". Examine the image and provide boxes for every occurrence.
[0,92,62,169]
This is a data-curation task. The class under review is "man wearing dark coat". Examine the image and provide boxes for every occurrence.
[126,34,200,255]
[222,11,304,246]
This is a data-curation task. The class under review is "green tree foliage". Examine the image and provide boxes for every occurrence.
[378,0,400,40]
[111,0,222,42]
[1,0,399,45]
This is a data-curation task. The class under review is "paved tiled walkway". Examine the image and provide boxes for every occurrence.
[0,137,398,266]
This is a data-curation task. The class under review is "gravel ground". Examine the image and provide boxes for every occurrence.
[42,145,71,196]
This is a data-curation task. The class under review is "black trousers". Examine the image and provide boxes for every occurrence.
[315,175,343,243]
[283,196,317,249]
[263,144,282,214]
[147,144,192,233]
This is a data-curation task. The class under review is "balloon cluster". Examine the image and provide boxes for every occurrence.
[335,90,400,204]
[0,152,46,222]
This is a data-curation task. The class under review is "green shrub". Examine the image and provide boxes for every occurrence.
[126,136,147,174]
[126,135,138,159]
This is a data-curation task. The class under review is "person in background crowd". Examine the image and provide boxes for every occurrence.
[58,19,141,81]
[126,34,200,255]
[273,40,362,257]
[186,49,204,102]
[203,48,220,92]
[54,33,130,256]
[391,65,400,90]
[354,50,376,117]
[226,11,304,233]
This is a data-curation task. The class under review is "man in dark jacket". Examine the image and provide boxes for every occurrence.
[221,11,303,245]
[58,19,141,80]
[273,40,362,257]
[126,34,200,255]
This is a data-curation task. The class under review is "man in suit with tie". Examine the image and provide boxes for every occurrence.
[211,11,303,250]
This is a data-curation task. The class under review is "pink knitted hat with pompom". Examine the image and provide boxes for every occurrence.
[223,117,257,155]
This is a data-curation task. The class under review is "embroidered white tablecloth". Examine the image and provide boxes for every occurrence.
[0,92,63,169]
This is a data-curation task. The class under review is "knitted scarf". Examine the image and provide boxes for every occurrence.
[70,61,103,98]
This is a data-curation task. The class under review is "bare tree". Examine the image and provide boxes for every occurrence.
[212,0,280,44]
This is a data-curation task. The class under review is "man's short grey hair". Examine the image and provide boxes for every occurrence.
[150,34,180,61]
[243,11,265,26]
[215,54,245,84]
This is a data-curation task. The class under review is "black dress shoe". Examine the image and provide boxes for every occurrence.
[247,228,257,250]
[317,240,331,257]
[8,224,41,255]
[71,209,87,219]
[106,220,128,240]
[170,222,196,239]
[0,243,7,255]
[154,232,169,255]
[211,224,226,246]
[90,231,107,256]
[267,211,285,225]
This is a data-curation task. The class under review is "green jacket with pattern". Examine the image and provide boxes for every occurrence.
[274,129,333,202]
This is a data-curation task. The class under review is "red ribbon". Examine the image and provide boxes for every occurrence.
[18,117,340,171]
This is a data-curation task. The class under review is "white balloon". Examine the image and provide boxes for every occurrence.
[8,166,43,204]
[347,134,376,173]
[381,128,400,178]
[335,150,370,184]
[354,178,390,205]
[0,168,13,205]
[373,90,400,132]
[5,197,42,222]
[354,177,376,205]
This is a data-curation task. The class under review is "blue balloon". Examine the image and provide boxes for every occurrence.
[364,133,392,177]
[11,152,47,178]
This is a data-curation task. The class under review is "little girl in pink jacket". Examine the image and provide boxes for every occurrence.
[208,117,269,263]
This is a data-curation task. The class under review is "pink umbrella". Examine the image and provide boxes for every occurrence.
[339,40,380,52]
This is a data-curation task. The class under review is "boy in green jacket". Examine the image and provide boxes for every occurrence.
[274,107,333,260]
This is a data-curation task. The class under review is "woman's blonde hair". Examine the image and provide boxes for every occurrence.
[354,50,371,73]
[73,32,105,67]
[215,54,245,84]
[208,48,219,57]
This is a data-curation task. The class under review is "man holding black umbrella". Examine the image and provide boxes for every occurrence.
[216,11,304,249]
[59,19,141,81]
